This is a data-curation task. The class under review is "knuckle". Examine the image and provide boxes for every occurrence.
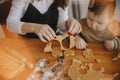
[45,24,49,28]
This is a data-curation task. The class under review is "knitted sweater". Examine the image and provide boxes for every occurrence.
[79,18,120,50]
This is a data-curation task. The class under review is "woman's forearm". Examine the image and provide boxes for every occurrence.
[21,23,36,34]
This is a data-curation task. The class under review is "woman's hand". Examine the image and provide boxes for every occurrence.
[104,40,114,51]
[22,23,56,43]
[34,24,56,42]
[66,18,82,35]
[75,35,87,49]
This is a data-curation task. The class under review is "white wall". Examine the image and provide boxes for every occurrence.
[115,0,120,21]
[69,0,90,20]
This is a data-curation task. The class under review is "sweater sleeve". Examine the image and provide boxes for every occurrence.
[56,7,69,34]
[112,36,120,50]
[6,0,29,34]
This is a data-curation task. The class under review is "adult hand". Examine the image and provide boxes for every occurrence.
[66,18,82,35]
[34,24,56,43]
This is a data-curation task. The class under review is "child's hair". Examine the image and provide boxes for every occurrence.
[88,0,116,18]
[54,0,69,9]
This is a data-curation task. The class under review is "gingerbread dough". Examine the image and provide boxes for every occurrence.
[51,47,75,57]
[82,48,101,63]
[52,47,63,57]
[82,48,95,60]
[44,32,75,57]
[44,42,53,53]
[44,33,69,52]
[64,49,75,56]
[68,59,117,80]
[112,51,120,60]
[55,32,69,51]
[69,35,75,49]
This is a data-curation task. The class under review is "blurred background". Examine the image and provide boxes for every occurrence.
[0,0,12,24]
[0,0,120,24]
[0,0,90,24]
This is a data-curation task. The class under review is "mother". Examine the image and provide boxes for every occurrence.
[7,0,81,42]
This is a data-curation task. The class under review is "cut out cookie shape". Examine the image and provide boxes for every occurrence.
[44,32,75,57]
[64,49,75,56]
[68,59,118,80]
[82,48,94,60]
[52,47,63,57]
[82,48,101,63]
[51,47,75,57]
[112,51,120,60]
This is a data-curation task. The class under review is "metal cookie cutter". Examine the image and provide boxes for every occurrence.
[58,53,64,63]
[51,63,62,72]
[38,58,49,68]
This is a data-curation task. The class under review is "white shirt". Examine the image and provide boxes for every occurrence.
[7,0,69,34]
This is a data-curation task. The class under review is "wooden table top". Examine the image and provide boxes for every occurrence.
[0,38,120,80]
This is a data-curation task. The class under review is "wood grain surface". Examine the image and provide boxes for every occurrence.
[0,38,120,80]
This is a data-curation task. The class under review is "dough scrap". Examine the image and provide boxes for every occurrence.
[112,51,120,60]
[82,48,101,63]
[68,59,118,80]
[95,58,101,63]
[64,49,75,56]
[44,42,53,53]
[69,35,75,49]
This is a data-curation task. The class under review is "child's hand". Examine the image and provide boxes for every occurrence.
[104,40,114,50]
[75,36,87,49]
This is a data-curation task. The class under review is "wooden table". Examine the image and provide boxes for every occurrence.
[0,38,120,80]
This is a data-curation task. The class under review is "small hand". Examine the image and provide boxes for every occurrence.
[104,40,114,50]
[75,36,87,49]
[34,24,56,42]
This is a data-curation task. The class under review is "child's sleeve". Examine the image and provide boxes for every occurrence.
[112,36,120,50]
